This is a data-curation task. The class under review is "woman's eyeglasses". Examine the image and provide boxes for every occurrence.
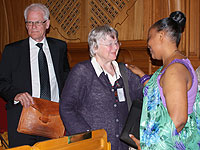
[99,41,121,47]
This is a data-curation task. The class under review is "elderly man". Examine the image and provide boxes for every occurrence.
[0,3,70,148]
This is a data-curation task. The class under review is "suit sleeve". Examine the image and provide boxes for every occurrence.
[59,64,91,135]
[58,41,70,92]
[62,42,70,81]
[0,45,21,103]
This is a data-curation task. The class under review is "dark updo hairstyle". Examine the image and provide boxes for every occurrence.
[150,11,186,47]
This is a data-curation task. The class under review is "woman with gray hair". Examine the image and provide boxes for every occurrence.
[60,25,143,150]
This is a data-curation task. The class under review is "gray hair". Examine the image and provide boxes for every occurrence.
[88,24,118,57]
[24,3,50,21]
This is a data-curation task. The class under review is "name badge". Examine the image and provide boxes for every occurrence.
[117,88,125,102]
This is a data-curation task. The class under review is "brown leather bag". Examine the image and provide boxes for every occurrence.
[17,97,65,139]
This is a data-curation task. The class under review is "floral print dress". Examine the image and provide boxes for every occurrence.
[140,59,200,150]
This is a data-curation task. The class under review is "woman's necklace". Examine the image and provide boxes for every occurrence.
[100,62,116,77]
[163,50,179,69]
[111,63,117,81]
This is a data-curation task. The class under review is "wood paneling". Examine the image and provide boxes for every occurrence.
[0,0,200,74]
[68,40,149,73]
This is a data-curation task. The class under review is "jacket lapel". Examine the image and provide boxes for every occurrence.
[46,38,60,88]
[22,38,32,94]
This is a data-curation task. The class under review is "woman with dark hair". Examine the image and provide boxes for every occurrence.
[128,11,200,149]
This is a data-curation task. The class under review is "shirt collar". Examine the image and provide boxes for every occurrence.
[91,57,121,78]
[29,37,47,49]
[91,57,103,77]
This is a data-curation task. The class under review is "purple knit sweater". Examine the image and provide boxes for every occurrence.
[60,60,143,150]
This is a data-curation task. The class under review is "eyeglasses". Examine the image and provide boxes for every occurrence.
[99,41,121,47]
[25,20,47,26]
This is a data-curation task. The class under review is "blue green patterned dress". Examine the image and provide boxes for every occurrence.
[140,59,200,149]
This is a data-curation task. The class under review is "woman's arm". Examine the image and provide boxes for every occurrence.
[59,64,91,135]
[126,64,150,86]
[161,63,191,132]
[129,134,141,150]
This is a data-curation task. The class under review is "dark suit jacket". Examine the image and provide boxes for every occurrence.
[0,37,70,109]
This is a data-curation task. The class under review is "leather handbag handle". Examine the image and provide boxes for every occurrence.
[39,115,50,123]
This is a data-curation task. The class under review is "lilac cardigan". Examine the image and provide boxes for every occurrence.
[60,60,143,150]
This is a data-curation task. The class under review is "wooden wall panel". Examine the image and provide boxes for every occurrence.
[114,0,144,40]
[185,0,200,69]
[0,0,42,53]
[0,0,8,59]
[0,0,200,74]
[68,40,149,74]
[188,1,200,57]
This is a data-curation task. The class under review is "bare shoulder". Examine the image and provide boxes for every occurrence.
[161,62,191,89]
[165,62,190,77]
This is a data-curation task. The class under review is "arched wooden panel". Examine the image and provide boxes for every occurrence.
[0,0,200,74]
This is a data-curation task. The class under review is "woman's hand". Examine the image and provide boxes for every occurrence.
[129,134,141,150]
[126,64,145,78]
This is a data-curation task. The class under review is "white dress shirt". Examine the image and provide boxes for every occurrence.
[91,57,121,86]
[29,37,59,102]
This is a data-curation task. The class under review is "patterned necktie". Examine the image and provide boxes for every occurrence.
[36,43,51,100]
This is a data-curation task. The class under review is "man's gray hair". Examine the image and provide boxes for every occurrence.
[24,3,50,21]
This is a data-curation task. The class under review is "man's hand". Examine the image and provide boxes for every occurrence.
[14,92,34,108]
